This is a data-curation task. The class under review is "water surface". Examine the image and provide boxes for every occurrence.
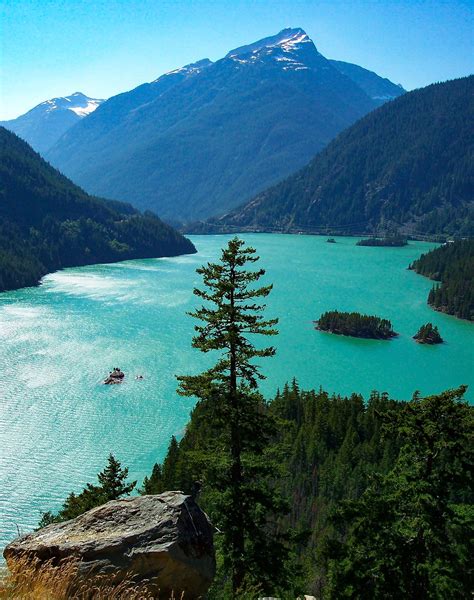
[1,234,472,551]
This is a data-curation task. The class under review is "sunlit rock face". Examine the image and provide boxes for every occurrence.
[4,491,215,599]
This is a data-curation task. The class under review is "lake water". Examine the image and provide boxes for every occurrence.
[0,234,472,552]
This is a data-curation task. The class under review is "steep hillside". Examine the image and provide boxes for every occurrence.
[1,92,104,154]
[329,60,404,105]
[0,127,195,292]
[45,28,401,222]
[206,76,473,236]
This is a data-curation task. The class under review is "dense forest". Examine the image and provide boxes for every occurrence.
[356,234,407,247]
[143,382,472,599]
[0,127,195,292]
[201,76,474,237]
[315,310,397,339]
[410,240,474,320]
[44,382,473,598]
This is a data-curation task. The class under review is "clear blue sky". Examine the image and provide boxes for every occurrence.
[1,0,473,120]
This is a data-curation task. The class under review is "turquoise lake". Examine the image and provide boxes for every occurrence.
[0,234,472,552]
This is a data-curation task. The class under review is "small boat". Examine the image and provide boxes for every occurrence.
[103,368,125,385]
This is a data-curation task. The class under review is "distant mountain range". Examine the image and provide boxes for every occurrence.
[0,127,195,293]
[43,28,404,223]
[200,76,473,237]
[1,92,105,155]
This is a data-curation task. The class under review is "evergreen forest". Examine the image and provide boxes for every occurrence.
[204,76,474,237]
[410,239,474,320]
[0,127,195,292]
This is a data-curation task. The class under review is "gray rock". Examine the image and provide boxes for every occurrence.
[4,491,215,598]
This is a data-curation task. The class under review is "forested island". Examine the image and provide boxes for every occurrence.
[0,127,195,293]
[316,310,397,339]
[410,239,474,320]
[356,234,407,247]
[413,322,443,344]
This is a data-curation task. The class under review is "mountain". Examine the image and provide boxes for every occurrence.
[0,127,195,293]
[0,92,105,155]
[203,76,473,237]
[45,28,402,223]
[329,60,404,105]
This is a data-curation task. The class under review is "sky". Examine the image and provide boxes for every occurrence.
[1,0,473,120]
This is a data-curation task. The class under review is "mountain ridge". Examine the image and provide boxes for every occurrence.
[45,28,404,223]
[197,76,473,237]
[1,92,105,154]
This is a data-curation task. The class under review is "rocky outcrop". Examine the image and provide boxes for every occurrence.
[4,491,215,598]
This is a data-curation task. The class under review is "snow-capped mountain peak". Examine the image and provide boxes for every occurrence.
[1,92,106,154]
[158,59,213,81]
[35,92,104,117]
[226,27,313,59]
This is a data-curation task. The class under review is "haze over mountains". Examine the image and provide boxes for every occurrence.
[1,92,105,155]
[203,76,474,237]
[44,28,404,223]
[0,127,195,292]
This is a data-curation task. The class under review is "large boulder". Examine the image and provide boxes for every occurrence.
[3,491,215,598]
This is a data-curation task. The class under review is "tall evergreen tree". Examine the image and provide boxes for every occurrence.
[177,237,287,595]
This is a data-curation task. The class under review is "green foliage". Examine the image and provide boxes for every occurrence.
[143,382,405,596]
[324,386,473,599]
[316,310,397,339]
[213,76,474,236]
[39,454,136,526]
[413,322,443,344]
[144,382,472,597]
[175,237,291,594]
[411,239,474,320]
[0,126,195,292]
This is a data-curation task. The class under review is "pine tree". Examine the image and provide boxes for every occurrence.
[96,453,136,500]
[39,454,136,526]
[177,237,288,594]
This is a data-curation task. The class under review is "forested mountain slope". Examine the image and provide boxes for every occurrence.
[205,76,473,236]
[329,59,404,105]
[0,127,195,292]
[45,28,401,223]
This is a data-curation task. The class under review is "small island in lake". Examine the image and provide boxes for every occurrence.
[413,323,443,344]
[326,238,336,243]
[315,310,397,339]
[356,234,407,247]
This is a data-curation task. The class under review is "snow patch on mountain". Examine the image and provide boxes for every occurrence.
[68,99,103,117]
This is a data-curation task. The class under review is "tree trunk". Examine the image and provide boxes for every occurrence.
[229,261,245,593]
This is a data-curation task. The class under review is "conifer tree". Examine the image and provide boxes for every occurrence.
[177,237,288,594]
[39,454,136,526]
